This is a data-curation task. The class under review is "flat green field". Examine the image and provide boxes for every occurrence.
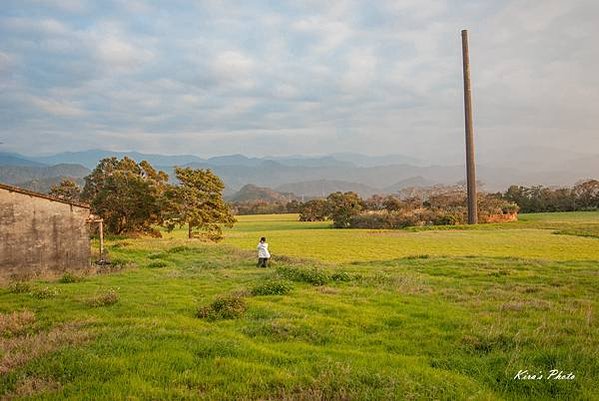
[1,212,598,400]
[220,212,599,262]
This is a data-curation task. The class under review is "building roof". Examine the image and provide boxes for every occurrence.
[0,182,90,209]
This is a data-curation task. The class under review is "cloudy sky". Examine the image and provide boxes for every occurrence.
[1,0,598,163]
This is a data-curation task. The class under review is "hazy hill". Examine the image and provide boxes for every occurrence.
[0,164,90,185]
[275,180,380,198]
[228,184,297,203]
[0,152,46,167]
[29,150,204,169]
[15,176,86,194]
[2,149,598,196]
[383,176,436,193]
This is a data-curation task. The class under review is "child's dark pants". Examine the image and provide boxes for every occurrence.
[257,258,269,268]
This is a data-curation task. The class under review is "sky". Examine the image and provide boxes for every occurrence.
[0,0,598,163]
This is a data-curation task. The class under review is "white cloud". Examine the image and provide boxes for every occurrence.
[340,49,377,92]
[1,0,598,159]
[28,96,86,117]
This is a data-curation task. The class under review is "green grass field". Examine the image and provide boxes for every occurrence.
[1,212,598,400]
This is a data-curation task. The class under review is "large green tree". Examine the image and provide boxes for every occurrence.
[298,199,329,222]
[162,167,235,240]
[327,191,363,228]
[81,157,168,234]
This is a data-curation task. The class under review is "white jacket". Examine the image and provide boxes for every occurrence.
[257,242,270,258]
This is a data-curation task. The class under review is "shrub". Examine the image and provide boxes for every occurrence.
[251,280,293,296]
[87,289,119,307]
[8,281,32,294]
[276,266,330,286]
[31,286,59,299]
[58,272,83,284]
[197,294,247,320]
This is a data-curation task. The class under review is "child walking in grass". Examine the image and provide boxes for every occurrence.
[257,237,270,268]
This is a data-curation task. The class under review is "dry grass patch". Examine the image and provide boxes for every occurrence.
[86,288,119,307]
[0,311,35,338]
[0,322,91,374]
[500,299,552,312]
[2,376,62,400]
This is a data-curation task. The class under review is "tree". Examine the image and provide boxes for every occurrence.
[81,157,168,234]
[573,179,599,210]
[49,179,81,203]
[285,199,302,213]
[162,167,235,240]
[327,191,363,228]
[298,199,329,222]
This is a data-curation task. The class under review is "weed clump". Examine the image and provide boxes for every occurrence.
[276,266,330,286]
[251,280,293,296]
[31,287,59,299]
[87,289,119,307]
[197,294,247,320]
[8,281,32,294]
[58,272,83,284]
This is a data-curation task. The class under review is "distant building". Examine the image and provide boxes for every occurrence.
[0,183,92,277]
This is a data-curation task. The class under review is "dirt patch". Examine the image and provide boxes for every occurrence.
[0,322,91,374]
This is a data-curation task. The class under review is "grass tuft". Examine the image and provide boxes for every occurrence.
[275,266,330,286]
[251,280,294,296]
[58,272,83,284]
[86,289,119,307]
[197,293,247,320]
[147,260,169,268]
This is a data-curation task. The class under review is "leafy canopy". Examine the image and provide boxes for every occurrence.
[163,167,235,240]
[81,157,168,235]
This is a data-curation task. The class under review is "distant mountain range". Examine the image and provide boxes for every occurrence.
[1,148,598,197]
[227,184,298,203]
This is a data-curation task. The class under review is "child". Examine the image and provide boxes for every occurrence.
[257,237,270,268]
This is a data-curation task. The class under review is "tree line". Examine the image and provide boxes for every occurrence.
[501,180,599,213]
[298,191,519,229]
[49,157,235,240]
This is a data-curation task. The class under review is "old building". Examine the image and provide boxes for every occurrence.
[0,183,92,276]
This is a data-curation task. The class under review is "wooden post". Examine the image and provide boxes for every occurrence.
[98,220,104,260]
[461,29,478,224]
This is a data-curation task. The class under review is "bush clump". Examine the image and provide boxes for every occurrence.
[31,286,60,299]
[251,280,294,296]
[58,272,83,283]
[8,281,32,294]
[276,266,330,286]
[197,294,247,320]
[87,288,119,307]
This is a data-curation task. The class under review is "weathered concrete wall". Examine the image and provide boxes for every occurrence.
[0,188,91,276]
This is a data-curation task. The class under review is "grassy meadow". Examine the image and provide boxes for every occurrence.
[1,212,598,400]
